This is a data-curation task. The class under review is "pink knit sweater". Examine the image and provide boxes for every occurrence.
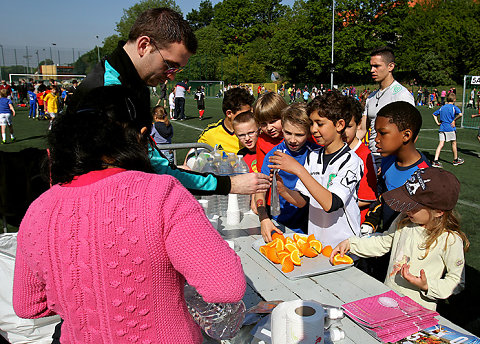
[13,169,246,343]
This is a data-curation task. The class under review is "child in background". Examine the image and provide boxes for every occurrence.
[332,168,469,311]
[268,91,363,248]
[43,86,59,130]
[343,96,377,225]
[151,106,174,163]
[472,109,480,144]
[254,92,287,171]
[195,86,205,120]
[432,93,464,167]
[60,86,68,113]
[233,111,259,173]
[36,84,47,120]
[168,88,175,119]
[257,103,318,242]
[27,86,37,119]
[0,89,16,143]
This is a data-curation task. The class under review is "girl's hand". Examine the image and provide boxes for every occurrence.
[261,218,282,243]
[330,239,351,264]
[401,264,428,291]
[268,151,303,175]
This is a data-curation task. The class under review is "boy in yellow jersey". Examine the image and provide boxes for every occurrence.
[198,87,254,153]
[43,86,59,130]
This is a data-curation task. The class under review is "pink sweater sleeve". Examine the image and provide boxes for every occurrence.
[13,230,56,319]
[159,177,246,303]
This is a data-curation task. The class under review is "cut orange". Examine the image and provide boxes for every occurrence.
[281,256,294,273]
[266,238,279,247]
[275,239,285,252]
[332,253,353,266]
[297,241,310,255]
[285,237,295,245]
[290,250,302,266]
[322,245,333,258]
[303,247,319,258]
[259,245,268,256]
[285,243,298,253]
[266,247,281,264]
[296,238,307,247]
[309,240,322,254]
[293,233,304,243]
[272,232,286,243]
[277,251,289,262]
[307,234,316,242]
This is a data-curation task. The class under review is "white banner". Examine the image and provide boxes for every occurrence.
[472,76,480,85]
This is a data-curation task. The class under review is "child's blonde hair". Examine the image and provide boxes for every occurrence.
[253,92,287,124]
[152,106,169,126]
[399,209,469,259]
[281,102,310,134]
[0,89,8,98]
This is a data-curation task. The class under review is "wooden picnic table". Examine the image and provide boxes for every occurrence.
[217,213,471,344]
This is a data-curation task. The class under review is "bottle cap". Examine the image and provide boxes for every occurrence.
[329,326,345,341]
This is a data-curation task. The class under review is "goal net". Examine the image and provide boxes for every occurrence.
[187,80,224,98]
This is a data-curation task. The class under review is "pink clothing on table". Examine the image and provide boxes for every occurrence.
[13,169,246,344]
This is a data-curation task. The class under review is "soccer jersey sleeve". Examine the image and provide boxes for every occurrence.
[327,153,363,205]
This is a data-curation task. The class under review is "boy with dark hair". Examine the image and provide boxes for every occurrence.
[432,92,464,167]
[233,111,259,173]
[198,87,255,153]
[268,91,363,247]
[363,101,430,234]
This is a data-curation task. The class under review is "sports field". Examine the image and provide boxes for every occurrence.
[2,97,480,334]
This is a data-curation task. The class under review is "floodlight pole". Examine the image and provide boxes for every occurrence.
[0,45,4,80]
[96,36,101,63]
[330,0,335,90]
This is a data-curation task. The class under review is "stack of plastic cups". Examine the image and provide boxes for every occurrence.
[217,153,233,217]
[233,156,251,213]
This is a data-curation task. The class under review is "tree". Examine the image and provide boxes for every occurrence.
[187,0,214,30]
[115,0,182,40]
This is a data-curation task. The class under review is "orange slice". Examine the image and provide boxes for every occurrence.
[332,253,353,266]
[309,240,322,254]
[293,233,302,243]
[275,239,285,252]
[281,256,294,273]
[266,238,279,247]
[321,245,333,258]
[307,234,316,242]
[272,232,286,243]
[285,243,298,253]
[290,250,302,266]
[266,247,281,264]
[285,237,295,245]
[296,238,307,247]
[303,247,319,258]
[277,251,289,262]
[259,245,268,256]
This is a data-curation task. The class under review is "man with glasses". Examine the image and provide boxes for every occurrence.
[198,87,255,154]
[69,7,269,197]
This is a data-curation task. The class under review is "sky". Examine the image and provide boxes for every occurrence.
[0,0,294,66]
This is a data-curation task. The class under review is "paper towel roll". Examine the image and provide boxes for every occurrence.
[271,300,324,344]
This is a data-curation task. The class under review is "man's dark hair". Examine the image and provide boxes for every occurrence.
[48,86,153,184]
[370,46,395,65]
[307,90,353,134]
[377,101,422,140]
[128,7,197,54]
[222,88,255,115]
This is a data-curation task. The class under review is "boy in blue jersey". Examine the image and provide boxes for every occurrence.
[432,93,464,167]
[27,86,37,119]
[257,102,318,242]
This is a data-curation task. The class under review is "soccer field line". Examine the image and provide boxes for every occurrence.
[457,199,480,210]
[172,121,204,131]
[419,135,480,148]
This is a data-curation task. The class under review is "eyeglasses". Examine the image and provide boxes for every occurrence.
[149,38,183,75]
[237,130,259,140]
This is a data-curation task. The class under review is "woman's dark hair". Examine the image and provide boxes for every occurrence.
[48,86,154,184]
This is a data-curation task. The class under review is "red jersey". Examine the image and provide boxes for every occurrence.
[238,147,257,173]
[352,140,378,223]
[256,132,283,171]
[37,92,45,106]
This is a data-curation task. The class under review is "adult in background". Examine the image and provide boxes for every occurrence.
[158,79,168,107]
[70,7,269,197]
[174,78,189,120]
[356,46,414,168]
[13,86,246,344]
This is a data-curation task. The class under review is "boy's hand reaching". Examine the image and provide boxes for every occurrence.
[261,219,282,243]
[330,239,351,264]
[268,151,303,175]
[401,264,428,291]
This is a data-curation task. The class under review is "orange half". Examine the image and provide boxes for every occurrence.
[290,250,302,266]
[332,253,353,266]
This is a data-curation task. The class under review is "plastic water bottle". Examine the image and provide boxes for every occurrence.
[184,284,246,340]
[217,153,233,217]
[233,156,251,213]
[227,152,237,167]
[201,158,218,217]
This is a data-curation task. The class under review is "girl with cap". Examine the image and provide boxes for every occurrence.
[331,167,469,310]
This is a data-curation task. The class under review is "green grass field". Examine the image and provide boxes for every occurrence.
[2,97,480,334]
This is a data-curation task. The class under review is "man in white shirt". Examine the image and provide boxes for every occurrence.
[357,47,415,168]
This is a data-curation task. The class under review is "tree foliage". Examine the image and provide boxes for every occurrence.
[186,0,214,30]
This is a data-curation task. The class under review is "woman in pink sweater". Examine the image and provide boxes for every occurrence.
[13,86,246,343]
